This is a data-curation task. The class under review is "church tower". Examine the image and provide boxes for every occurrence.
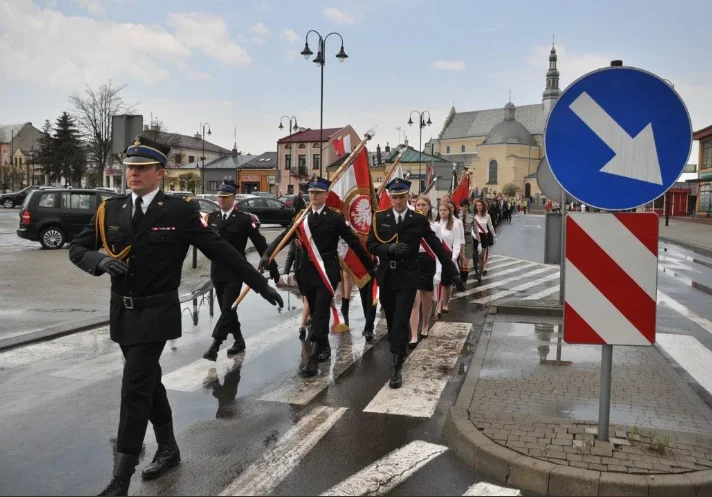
[542,41,562,115]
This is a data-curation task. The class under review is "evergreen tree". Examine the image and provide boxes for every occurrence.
[37,120,56,183]
[51,112,86,186]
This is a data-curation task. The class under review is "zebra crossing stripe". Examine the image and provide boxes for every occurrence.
[363,322,471,418]
[657,334,712,398]
[472,271,560,305]
[219,406,347,496]
[463,482,521,496]
[321,441,447,496]
[453,266,556,301]
[463,261,539,289]
[521,284,560,301]
[657,291,712,336]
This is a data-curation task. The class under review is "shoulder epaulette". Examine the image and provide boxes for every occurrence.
[375,208,388,213]
[413,209,425,216]
[328,206,342,214]
[105,194,126,202]
[184,197,193,203]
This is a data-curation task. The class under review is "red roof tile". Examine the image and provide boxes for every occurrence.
[277,127,343,144]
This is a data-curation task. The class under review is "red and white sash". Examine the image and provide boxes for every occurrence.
[298,219,346,332]
[420,240,436,260]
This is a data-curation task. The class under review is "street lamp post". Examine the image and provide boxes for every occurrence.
[407,110,432,194]
[199,123,212,194]
[279,116,298,194]
[301,30,348,178]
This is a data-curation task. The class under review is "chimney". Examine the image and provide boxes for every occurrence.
[144,125,149,131]
[385,142,391,153]
[232,147,238,158]
[376,144,382,165]
[404,138,409,147]
[194,132,201,139]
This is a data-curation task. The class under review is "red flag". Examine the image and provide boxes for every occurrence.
[325,148,374,287]
[451,172,470,207]
[333,134,352,159]
[376,163,405,211]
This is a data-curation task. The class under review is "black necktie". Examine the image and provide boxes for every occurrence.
[396,214,402,231]
[223,213,227,222]
[133,196,144,231]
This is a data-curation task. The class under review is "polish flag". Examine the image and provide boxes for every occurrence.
[326,148,374,288]
[377,163,404,210]
[333,134,352,158]
[451,172,471,208]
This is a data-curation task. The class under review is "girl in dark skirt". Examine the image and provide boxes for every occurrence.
[408,195,440,345]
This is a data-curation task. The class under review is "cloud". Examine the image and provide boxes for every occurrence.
[256,1,271,11]
[251,37,266,45]
[188,71,213,81]
[488,24,510,31]
[433,60,465,70]
[167,12,252,67]
[72,0,103,14]
[323,7,355,25]
[249,22,270,36]
[284,49,300,62]
[281,28,299,44]
[524,44,610,86]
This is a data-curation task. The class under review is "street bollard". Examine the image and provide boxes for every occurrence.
[192,297,199,326]
[192,245,197,269]
[209,288,214,317]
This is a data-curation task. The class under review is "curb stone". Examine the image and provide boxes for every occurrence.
[446,316,712,496]
[659,236,712,258]
[494,303,563,318]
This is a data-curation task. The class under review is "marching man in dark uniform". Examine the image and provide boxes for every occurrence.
[367,178,465,389]
[68,137,283,496]
[202,183,281,361]
[259,176,376,378]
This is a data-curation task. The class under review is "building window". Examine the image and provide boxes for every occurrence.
[313,143,320,148]
[446,146,451,154]
[461,145,466,153]
[208,181,218,191]
[173,153,183,164]
[285,154,291,169]
[189,155,195,163]
[287,184,294,194]
[285,144,291,149]
[704,140,712,170]
[298,143,306,149]
[298,154,306,170]
[313,154,320,170]
[488,160,498,183]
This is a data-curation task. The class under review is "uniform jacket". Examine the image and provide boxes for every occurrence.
[367,208,458,290]
[267,206,375,288]
[68,190,271,345]
[206,209,276,283]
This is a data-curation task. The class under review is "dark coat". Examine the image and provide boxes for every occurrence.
[367,208,458,290]
[69,191,271,345]
[206,209,275,283]
[292,194,306,212]
[267,207,375,288]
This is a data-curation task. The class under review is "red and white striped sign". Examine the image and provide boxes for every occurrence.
[564,213,658,346]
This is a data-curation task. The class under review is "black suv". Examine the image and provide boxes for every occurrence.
[16,188,119,249]
[1,185,48,208]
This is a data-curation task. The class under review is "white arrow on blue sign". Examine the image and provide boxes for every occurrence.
[545,67,692,211]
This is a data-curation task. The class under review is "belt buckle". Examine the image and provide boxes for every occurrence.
[123,296,134,310]
[389,261,397,269]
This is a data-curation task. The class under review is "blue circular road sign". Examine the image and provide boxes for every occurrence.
[545,66,692,211]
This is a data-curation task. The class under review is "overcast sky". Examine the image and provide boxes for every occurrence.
[1,0,709,174]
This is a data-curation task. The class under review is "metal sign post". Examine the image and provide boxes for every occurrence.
[111,115,144,194]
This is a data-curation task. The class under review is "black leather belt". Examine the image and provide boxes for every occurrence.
[388,259,417,270]
[111,290,179,310]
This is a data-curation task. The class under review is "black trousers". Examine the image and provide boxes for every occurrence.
[359,279,377,329]
[212,280,244,342]
[117,342,172,456]
[380,288,417,357]
[304,284,334,345]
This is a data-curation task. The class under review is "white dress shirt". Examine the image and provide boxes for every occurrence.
[131,187,159,217]
[392,208,407,224]
[311,204,326,216]
[220,207,235,220]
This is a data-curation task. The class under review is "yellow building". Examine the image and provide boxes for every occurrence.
[428,44,563,202]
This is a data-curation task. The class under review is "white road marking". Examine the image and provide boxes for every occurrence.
[657,291,712,336]
[472,272,560,305]
[463,482,522,496]
[162,315,303,392]
[452,266,556,301]
[363,322,471,418]
[521,284,560,301]
[321,441,448,496]
[657,334,712,397]
[480,259,528,272]
[0,341,77,368]
[219,406,347,496]
[258,326,385,405]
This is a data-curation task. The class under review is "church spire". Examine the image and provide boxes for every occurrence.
[542,36,562,115]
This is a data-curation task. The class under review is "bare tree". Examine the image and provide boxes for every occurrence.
[70,80,136,179]
[140,118,184,166]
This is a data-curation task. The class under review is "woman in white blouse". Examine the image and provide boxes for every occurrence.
[408,195,439,345]
[434,202,462,316]
[473,199,496,277]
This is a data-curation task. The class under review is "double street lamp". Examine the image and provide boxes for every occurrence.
[407,110,432,193]
[279,116,299,193]
[198,122,212,194]
[300,30,348,178]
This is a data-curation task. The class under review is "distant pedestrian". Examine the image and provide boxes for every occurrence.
[292,190,306,211]
[474,199,496,278]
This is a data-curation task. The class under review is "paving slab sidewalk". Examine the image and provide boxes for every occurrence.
[659,218,712,257]
[445,307,712,496]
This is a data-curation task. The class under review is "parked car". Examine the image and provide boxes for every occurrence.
[1,185,49,208]
[195,194,218,202]
[234,197,295,226]
[251,191,275,199]
[165,190,195,199]
[192,197,219,217]
[16,188,120,249]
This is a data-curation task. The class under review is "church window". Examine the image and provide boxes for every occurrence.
[461,145,466,153]
[488,160,498,183]
[446,146,451,153]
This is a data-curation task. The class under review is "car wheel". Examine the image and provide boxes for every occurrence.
[39,226,66,250]
[3,199,14,208]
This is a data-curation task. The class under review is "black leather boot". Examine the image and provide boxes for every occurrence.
[141,422,181,481]
[202,339,221,362]
[227,335,246,356]
[389,353,405,389]
[341,298,350,327]
[318,340,331,362]
[97,452,138,496]
[301,342,320,378]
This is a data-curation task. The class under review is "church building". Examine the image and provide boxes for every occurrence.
[427,43,562,200]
